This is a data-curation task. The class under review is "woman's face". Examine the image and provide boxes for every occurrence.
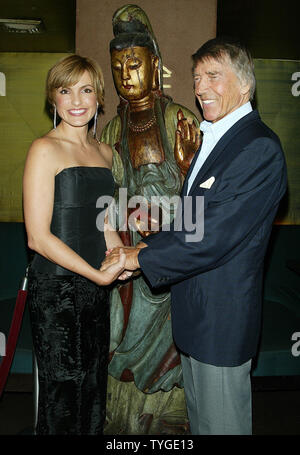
[54,70,98,128]
[111,46,158,101]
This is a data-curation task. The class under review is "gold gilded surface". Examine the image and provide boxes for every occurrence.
[111,45,165,169]
[111,46,158,106]
[128,122,164,169]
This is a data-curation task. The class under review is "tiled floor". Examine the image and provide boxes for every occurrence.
[0,387,300,435]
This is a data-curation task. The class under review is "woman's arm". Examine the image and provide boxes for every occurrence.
[23,138,124,285]
[104,212,124,249]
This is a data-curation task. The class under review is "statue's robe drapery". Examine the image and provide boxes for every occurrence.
[101,96,200,393]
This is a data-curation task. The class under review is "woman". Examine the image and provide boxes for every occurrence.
[23,55,125,435]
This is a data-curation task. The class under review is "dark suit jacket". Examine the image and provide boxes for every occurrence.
[138,110,287,367]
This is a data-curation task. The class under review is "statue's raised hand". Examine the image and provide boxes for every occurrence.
[174,109,201,176]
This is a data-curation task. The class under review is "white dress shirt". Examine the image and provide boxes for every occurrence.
[187,102,253,194]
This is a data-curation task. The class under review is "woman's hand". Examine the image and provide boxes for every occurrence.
[97,248,126,284]
[101,246,141,274]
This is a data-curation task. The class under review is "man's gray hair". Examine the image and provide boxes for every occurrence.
[192,38,256,100]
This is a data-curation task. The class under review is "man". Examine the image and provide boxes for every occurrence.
[103,38,287,435]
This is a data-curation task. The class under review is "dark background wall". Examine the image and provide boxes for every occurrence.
[217,0,300,60]
[0,0,76,53]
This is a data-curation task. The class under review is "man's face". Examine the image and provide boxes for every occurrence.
[111,46,157,101]
[193,55,250,123]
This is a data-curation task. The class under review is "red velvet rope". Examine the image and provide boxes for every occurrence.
[0,290,27,397]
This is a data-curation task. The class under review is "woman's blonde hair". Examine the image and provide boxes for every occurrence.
[46,54,105,108]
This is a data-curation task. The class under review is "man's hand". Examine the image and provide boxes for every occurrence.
[101,242,147,277]
[101,243,147,278]
[174,109,201,176]
[96,248,126,285]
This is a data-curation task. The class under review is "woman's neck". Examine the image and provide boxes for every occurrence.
[55,121,91,147]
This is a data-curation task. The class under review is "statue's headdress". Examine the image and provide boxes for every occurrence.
[110,4,163,89]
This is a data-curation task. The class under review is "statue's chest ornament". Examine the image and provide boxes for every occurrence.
[127,110,165,169]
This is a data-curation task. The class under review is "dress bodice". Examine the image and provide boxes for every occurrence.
[31,166,115,275]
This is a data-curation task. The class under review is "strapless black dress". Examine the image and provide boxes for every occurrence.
[27,167,115,435]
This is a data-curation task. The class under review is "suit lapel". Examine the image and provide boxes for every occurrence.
[186,110,260,196]
[181,145,202,196]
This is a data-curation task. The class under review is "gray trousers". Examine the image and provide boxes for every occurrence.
[180,354,252,435]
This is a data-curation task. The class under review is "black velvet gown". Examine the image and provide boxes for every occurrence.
[27,166,115,435]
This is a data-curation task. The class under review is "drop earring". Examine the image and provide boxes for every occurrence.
[93,102,99,138]
[53,105,57,129]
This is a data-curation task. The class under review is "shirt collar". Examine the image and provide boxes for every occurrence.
[200,102,253,142]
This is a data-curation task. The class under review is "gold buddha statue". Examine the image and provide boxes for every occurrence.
[101,4,200,435]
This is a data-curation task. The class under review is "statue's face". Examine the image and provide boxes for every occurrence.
[111,46,157,101]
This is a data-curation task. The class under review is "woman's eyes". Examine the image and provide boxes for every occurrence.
[59,87,94,94]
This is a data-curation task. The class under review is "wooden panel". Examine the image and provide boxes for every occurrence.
[76,0,217,130]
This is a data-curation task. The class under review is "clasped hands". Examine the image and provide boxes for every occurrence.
[100,242,147,281]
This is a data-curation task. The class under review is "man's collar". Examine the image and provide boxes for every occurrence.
[200,102,253,141]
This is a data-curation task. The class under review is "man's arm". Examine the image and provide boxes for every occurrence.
[138,137,287,287]
[102,137,286,286]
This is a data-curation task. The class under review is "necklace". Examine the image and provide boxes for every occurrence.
[128,111,156,133]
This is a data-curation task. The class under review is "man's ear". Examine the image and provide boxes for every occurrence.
[240,80,251,96]
[152,55,159,90]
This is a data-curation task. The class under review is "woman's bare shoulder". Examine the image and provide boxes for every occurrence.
[29,133,58,152]
[26,134,61,171]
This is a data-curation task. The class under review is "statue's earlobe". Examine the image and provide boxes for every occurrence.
[152,56,159,91]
